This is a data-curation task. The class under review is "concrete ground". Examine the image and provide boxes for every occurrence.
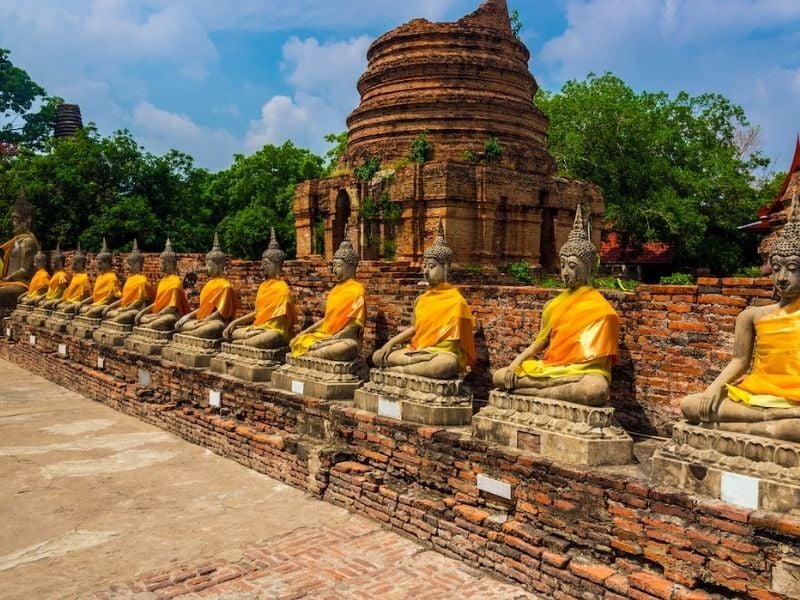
[0,359,535,599]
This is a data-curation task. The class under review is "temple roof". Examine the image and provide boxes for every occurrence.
[740,135,800,232]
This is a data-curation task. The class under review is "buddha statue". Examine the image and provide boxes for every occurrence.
[17,250,50,305]
[289,227,365,361]
[492,206,620,406]
[223,228,296,348]
[37,244,69,307]
[135,238,190,331]
[100,239,154,324]
[372,220,475,379]
[680,198,800,443]
[78,238,122,317]
[173,233,239,339]
[51,244,92,313]
[0,189,39,310]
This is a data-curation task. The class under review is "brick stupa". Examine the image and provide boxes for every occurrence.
[293,0,603,267]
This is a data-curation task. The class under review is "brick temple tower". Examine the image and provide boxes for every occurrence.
[293,0,603,267]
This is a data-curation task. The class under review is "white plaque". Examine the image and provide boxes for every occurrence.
[721,472,759,509]
[377,396,402,420]
[57,343,67,357]
[209,390,221,408]
[477,473,513,500]
[137,369,151,387]
[97,356,105,369]
[29,335,36,345]
[290,380,304,394]
[5,327,10,338]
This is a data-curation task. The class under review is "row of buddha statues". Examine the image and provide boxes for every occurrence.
[4,190,800,510]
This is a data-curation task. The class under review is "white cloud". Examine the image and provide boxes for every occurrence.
[132,102,240,170]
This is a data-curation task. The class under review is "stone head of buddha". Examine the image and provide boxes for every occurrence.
[559,205,595,291]
[422,218,451,287]
[261,228,285,280]
[769,196,800,306]
[96,238,113,273]
[33,249,46,271]
[332,225,358,283]
[160,238,178,275]
[10,189,33,236]
[72,244,87,273]
[52,244,65,271]
[127,239,144,275]
[206,232,225,278]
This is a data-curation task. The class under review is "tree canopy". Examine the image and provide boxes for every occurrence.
[536,72,776,275]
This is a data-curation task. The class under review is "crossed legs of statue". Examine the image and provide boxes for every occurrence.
[492,368,609,407]
[179,319,225,339]
[139,313,179,331]
[108,309,138,325]
[379,347,460,379]
[681,395,800,443]
[230,327,283,348]
[81,304,107,318]
[0,284,27,309]
[306,338,359,361]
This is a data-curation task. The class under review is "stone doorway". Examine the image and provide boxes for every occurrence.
[333,189,351,251]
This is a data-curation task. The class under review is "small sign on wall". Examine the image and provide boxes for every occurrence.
[477,473,513,500]
[721,472,759,509]
[209,390,221,408]
[5,327,11,338]
[28,335,36,346]
[377,396,402,420]
[97,356,105,370]
[290,380,304,394]
[57,343,67,357]
[138,369,151,387]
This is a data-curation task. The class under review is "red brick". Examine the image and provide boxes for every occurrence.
[629,571,677,600]
[453,504,490,525]
[568,561,615,584]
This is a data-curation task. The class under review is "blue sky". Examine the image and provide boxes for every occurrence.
[2,0,799,174]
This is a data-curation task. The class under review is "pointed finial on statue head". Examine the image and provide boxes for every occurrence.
[771,194,800,259]
[206,231,225,263]
[262,226,286,263]
[12,187,34,224]
[559,204,596,263]
[333,222,359,265]
[160,237,177,262]
[423,216,453,265]
[97,236,112,264]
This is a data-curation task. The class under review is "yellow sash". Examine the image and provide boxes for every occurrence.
[409,283,476,370]
[62,273,92,303]
[727,298,800,408]
[45,270,70,300]
[0,233,34,277]
[26,268,50,296]
[252,279,296,340]
[290,278,365,357]
[152,275,190,314]
[516,286,619,381]
[196,277,239,320]
[120,274,154,308]
[91,271,122,304]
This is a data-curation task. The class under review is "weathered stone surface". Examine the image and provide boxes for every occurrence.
[161,333,220,368]
[66,315,102,340]
[209,343,287,382]
[45,310,75,333]
[92,321,133,347]
[123,326,173,356]
[652,422,800,514]
[26,307,52,328]
[271,354,367,400]
[472,390,633,466]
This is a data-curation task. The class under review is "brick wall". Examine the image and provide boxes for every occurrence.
[3,327,798,600]
[43,253,774,437]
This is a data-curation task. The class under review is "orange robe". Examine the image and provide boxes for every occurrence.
[91,271,122,305]
[196,277,239,320]
[151,275,190,315]
[515,285,619,382]
[45,270,70,300]
[249,279,296,342]
[408,283,475,371]
[0,232,37,287]
[290,278,365,357]
[61,273,92,303]
[727,298,800,408]
[25,268,50,297]
[119,274,154,309]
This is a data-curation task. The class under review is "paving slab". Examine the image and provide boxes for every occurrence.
[0,359,536,599]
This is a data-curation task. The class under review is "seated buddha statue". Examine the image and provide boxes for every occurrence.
[78,238,122,318]
[680,198,800,443]
[223,228,296,348]
[492,206,620,406]
[0,190,39,310]
[51,244,92,313]
[100,239,154,324]
[289,227,365,361]
[135,239,190,331]
[17,250,50,305]
[372,220,475,379]
[173,233,240,339]
[36,245,70,307]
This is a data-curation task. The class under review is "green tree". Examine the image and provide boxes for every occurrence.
[211,141,324,259]
[536,73,772,275]
[0,48,61,152]
[323,131,347,175]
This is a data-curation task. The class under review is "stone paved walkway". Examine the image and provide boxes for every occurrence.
[0,359,535,599]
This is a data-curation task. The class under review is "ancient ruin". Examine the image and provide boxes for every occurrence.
[293,0,602,267]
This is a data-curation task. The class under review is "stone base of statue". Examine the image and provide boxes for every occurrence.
[124,326,174,356]
[28,307,52,328]
[66,315,103,339]
[10,303,34,323]
[353,368,473,426]
[161,333,220,368]
[209,343,287,382]
[271,354,368,400]
[45,310,75,333]
[93,321,133,347]
[652,421,800,514]
[472,390,633,466]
